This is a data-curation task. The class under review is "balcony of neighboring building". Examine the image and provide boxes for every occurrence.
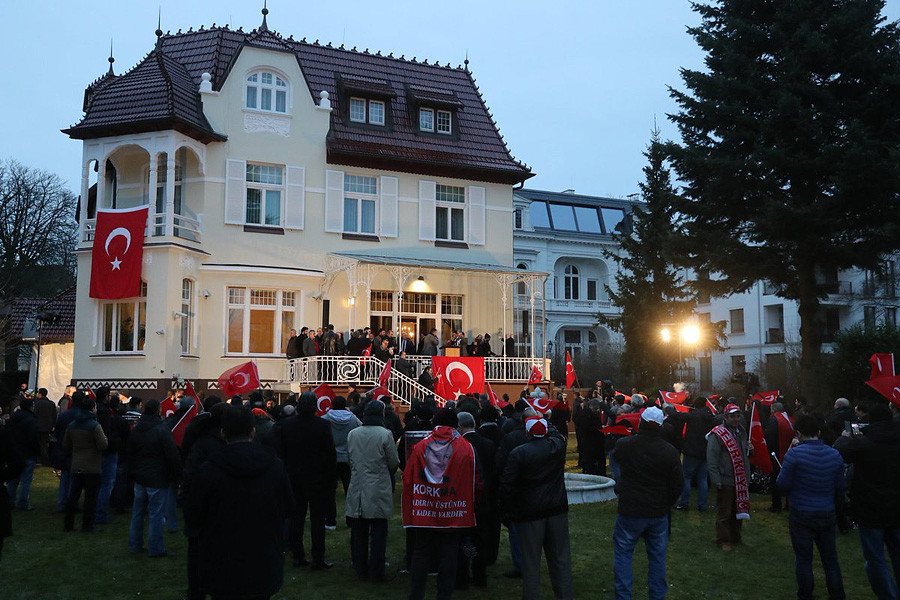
[78,145,205,249]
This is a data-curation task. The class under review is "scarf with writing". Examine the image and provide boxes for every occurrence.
[711,424,750,519]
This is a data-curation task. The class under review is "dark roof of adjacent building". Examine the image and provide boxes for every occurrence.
[64,18,532,184]
[1,286,77,344]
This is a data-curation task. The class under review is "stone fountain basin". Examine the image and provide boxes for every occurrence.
[565,473,617,504]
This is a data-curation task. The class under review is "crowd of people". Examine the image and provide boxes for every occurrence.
[1,379,899,600]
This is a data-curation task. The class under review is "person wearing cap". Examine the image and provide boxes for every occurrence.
[707,403,751,551]
[499,414,573,600]
[610,406,683,600]
[344,400,399,581]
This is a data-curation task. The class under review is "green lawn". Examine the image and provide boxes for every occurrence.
[2,464,876,599]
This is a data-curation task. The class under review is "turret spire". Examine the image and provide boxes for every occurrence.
[155,7,163,47]
[260,0,269,31]
[107,39,115,76]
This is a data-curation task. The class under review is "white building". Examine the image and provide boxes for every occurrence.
[63,12,546,398]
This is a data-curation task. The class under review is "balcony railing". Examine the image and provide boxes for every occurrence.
[765,328,785,344]
[819,281,852,295]
[82,211,203,244]
[400,354,550,383]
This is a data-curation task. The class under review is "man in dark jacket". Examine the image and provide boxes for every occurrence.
[274,392,337,569]
[574,399,605,476]
[834,403,900,600]
[611,406,683,600]
[127,399,182,557]
[668,397,716,511]
[184,404,293,600]
[33,388,57,466]
[457,411,497,588]
[6,397,39,510]
[286,328,302,359]
[499,416,573,600]
[52,394,82,512]
[63,398,108,532]
[93,387,121,525]
[0,417,25,560]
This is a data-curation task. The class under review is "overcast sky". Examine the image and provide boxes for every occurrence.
[2,1,899,199]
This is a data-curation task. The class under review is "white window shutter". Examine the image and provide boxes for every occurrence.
[380,176,399,238]
[224,159,246,225]
[324,169,344,233]
[468,185,486,245]
[418,180,436,241]
[284,166,305,230]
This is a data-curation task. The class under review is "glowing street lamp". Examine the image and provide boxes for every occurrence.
[681,324,701,345]
[660,327,672,343]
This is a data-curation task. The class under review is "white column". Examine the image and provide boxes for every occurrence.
[96,160,106,210]
[165,155,176,236]
[147,156,158,235]
[79,161,90,242]
[529,277,536,359]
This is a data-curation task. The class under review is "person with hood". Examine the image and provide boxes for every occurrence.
[184,404,293,600]
[344,400,400,581]
[128,399,182,557]
[251,408,277,454]
[611,406,683,600]
[274,391,337,570]
[0,417,24,560]
[6,397,39,510]
[323,396,361,530]
[63,398,108,532]
[499,415,573,600]
[403,409,478,600]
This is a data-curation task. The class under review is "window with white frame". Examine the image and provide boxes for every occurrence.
[226,287,297,355]
[245,164,283,226]
[350,97,386,125]
[419,108,434,132]
[514,207,523,229]
[435,184,465,242]
[102,281,147,353]
[343,175,377,235]
[180,279,193,355]
[246,71,288,113]
[436,110,452,134]
[564,265,580,300]
[587,279,598,301]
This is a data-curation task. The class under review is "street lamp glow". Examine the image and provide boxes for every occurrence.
[681,324,701,345]
[660,327,672,343]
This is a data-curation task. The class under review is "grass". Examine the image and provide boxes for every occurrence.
[2,452,876,600]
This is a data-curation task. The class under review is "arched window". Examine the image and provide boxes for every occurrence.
[564,264,580,300]
[180,279,193,355]
[516,263,528,296]
[246,70,288,113]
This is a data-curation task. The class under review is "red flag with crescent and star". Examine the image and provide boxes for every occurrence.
[218,361,260,397]
[485,382,507,408]
[171,381,199,447]
[751,390,780,405]
[369,386,392,404]
[313,383,335,416]
[565,351,576,389]
[869,353,896,381]
[431,357,485,403]
[867,373,900,408]
[379,359,392,387]
[89,206,149,299]
[528,365,542,385]
[659,390,689,404]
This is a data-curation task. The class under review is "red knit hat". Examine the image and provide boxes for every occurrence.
[524,416,548,437]
[724,403,741,414]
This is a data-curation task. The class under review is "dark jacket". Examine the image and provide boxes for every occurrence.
[322,330,342,355]
[184,441,293,599]
[823,406,854,446]
[51,408,80,470]
[8,408,39,460]
[346,335,366,356]
[286,335,302,359]
[95,400,120,455]
[834,420,900,528]
[499,426,568,522]
[33,396,58,433]
[669,407,715,459]
[776,439,844,513]
[127,415,182,488]
[478,421,503,448]
[0,424,25,538]
[396,357,416,379]
[504,336,516,357]
[63,410,108,474]
[612,427,683,518]
[274,413,337,493]
[464,430,497,509]
[302,336,318,357]
[549,405,571,435]
[417,371,436,391]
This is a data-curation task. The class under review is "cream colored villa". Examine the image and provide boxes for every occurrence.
[64,11,544,396]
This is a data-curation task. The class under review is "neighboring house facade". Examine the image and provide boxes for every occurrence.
[512,188,635,365]
[63,13,538,395]
[689,259,900,391]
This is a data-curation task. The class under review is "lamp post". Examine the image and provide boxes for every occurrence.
[661,322,701,376]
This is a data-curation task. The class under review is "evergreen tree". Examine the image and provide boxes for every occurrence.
[602,129,707,388]
[668,0,900,399]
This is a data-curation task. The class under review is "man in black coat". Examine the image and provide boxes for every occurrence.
[93,387,121,525]
[6,398,39,510]
[274,392,337,569]
[611,407,683,600]
[285,328,302,359]
[457,411,497,588]
[667,397,716,511]
[499,416,573,599]
[184,405,293,600]
[574,399,605,476]
[0,420,25,560]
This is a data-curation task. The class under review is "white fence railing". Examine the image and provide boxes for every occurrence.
[382,355,548,383]
[81,212,203,243]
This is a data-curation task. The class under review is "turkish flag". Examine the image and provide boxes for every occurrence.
[218,361,260,397]
[751,390,780,405]
[160,396,177,418]
[866,373,900,408]
[370,386,392,404]
[706,398,718,414]
[171,382,199,447]
[89,206,148,299]
[485,382,507,409]
[528,365,542,385]
[565,351,576,389]
[869,353,896,381]
[313,383,335,416]
[379,359,392,387]
[749,403,773,475]
[659,390,689,404]
[432,357,486,403]
[524,394,558,414]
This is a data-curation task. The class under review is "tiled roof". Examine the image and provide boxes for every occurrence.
[2,286,76,344]
[65,22,532,184]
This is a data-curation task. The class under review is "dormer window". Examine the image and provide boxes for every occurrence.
[419,108,452,134]
[436,110,452,134]
[246,71,288,113]
[419,108,434,132]
[350,97,385,126]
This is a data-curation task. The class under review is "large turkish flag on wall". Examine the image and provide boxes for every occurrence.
[432,356,485,403]
[89,207,149,299]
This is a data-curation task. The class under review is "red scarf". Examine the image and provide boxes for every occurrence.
[402,426,476,528]
[711,424,750,520]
